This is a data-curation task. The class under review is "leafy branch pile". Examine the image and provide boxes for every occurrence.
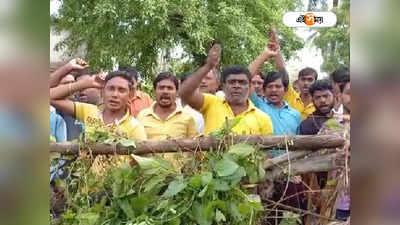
[52,139,269,225]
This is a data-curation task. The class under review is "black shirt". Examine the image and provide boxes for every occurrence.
[299,111,331,135]
[57,110,83,141]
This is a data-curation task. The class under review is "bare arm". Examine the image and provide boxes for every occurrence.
[179,44,221,111]
[50,75,103,117]
[49,58,88,88]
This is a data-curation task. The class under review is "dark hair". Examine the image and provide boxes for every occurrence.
[263,71,289,89]
[118,66,139,82]
[221,66,251,84]
[330,66,350,83]
[339,81,350,93]
[309,79,334,96]
[298,67,318,80]
[105,70,133,87]
[75,69,97,80]
[153,72,179,90]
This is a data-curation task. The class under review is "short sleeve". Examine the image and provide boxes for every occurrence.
[74,102,98,122]
[199,93,218,114]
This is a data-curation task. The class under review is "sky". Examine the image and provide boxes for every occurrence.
[50,0,331,78]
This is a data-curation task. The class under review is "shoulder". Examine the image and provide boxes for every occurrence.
[286,105,301,119]
[136,108,152,120]
[128,116,144,128]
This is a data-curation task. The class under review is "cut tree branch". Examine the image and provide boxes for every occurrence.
[49,135,345,155]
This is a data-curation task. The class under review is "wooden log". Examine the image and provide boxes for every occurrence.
[50,135,345,155]
[264,152,345,181]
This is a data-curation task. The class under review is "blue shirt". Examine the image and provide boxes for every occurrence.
[250,93,301,135]
[50,106,67,142]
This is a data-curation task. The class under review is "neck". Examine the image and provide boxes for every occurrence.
[154,102,177,120]
[300,92,312,105]
[229,101,248,116]
[273,101,284,108]
[103,107,127,124]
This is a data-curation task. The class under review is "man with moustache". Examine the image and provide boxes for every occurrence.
[299,79,335,135]
[137,72,198,140]
[180,44,273,135]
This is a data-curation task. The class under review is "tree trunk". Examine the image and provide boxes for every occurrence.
[50,135,345,155]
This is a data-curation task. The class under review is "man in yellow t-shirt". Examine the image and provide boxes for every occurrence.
[137,72,198,140]
[180,44,273,135]
[50,63,147,175]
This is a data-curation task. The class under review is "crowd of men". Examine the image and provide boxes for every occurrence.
[50,30,350,222]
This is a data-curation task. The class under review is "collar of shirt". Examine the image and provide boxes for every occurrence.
[263,98,289,109]
[142,102,184,121]
[222,98,257,116]
[96,104,131,126]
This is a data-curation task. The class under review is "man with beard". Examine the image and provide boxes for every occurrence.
[137,72,198,140]
[299,79,335,135]
[180,44,273,135]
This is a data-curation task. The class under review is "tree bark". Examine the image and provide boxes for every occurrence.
[264,152,345,181]
[50,135,345,155]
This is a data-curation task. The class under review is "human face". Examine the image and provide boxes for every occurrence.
[312,89,335,115]
[251,74,264,97]
[76,75,101,105]
[264,78,286,107]
[298,74,316,95]
[155,79,177,108]
[102,77,131,112]
[199,70,219,94]
[223,74,250,105]
[341,82,351,113]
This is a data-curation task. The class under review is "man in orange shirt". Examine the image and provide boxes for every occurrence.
[119,66,153,117]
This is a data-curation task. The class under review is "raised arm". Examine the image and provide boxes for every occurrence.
[179,44,221,111]
[50,74,103,117]
[49,58,88,88]
[268,29,289,81]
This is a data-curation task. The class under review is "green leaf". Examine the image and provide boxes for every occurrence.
[228,143,255,158]
[119,139,136,148]
[229,203,243,221]
[76,212,99,225]
[118,199,135,220]
[192,202,212,225]
[213,179,231,191]
[214,157,239,177]
[143,175,166,192]
[201,172,213,185]
[215,209,226,222]
[189,174,202,188]
[162,177,188,198]
[222,167,246,186]
[198,184,208,197]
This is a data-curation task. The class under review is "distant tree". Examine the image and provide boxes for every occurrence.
[52,0,304,78]
[313,0,350,73]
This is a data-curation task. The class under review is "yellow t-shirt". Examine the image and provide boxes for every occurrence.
[74,102,147,140]
[200,94,273,135]
[74,102,147,176]
[137,103,198,140]
[284,85,315,120]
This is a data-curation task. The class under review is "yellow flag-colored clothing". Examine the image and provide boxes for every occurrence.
[74,102,147,176]
[283,85,316,120]
[137,103,198,167]
[137,103,198,140]
[200,93,273,135]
